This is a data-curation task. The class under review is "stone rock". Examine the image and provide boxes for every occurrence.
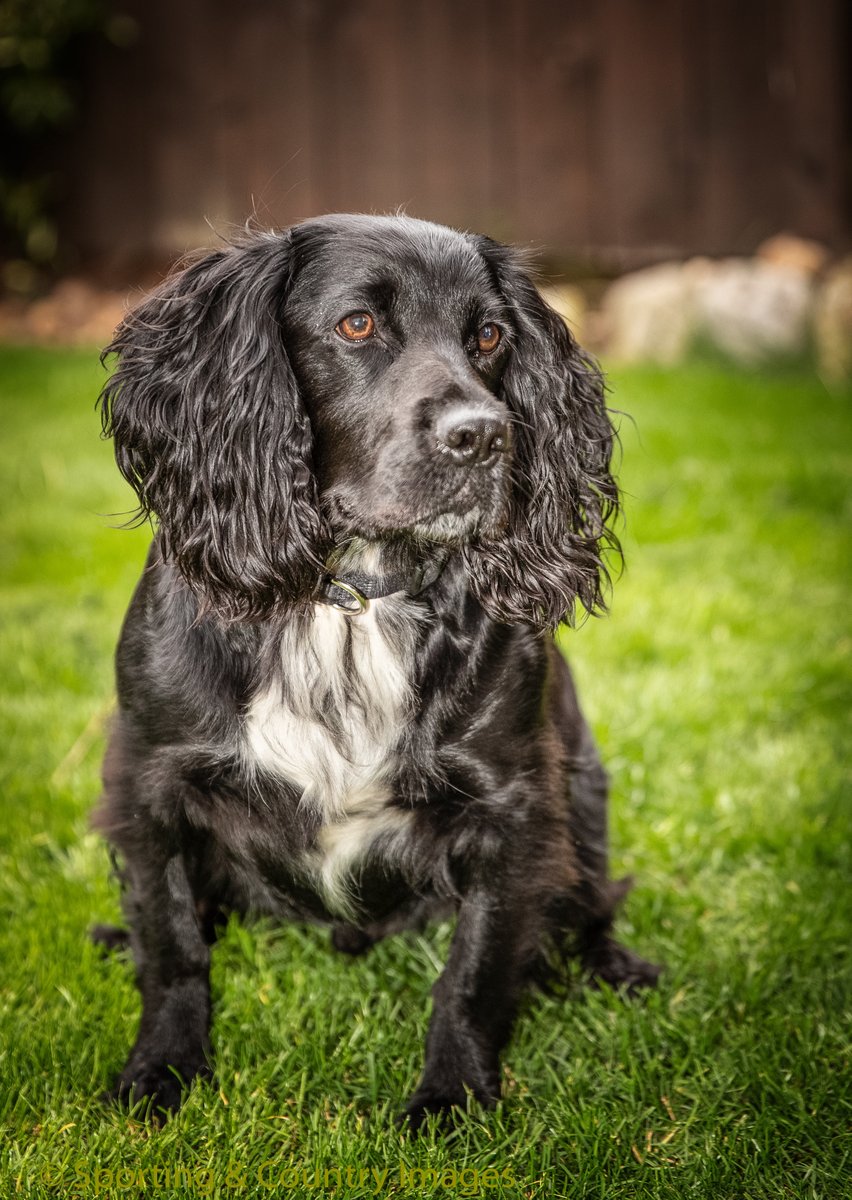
[539,284,587,341]
[0,297,30,342]
[690,258,814,365]
[598,234,831,366]
[814,257,852,382]
[27,278,100,340]
[755,233,830,277]
[599,263,694,364]
[1,278,129,346]
[77,294,129,345]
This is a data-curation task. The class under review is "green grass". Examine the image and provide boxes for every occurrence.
[0,345,849,1199]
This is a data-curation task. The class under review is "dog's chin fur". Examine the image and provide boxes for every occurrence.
[329,510,498,552]
[92,213,658,1127]
[323,479,510,552]
[410,511,484,542]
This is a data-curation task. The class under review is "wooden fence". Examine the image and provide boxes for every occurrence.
[63,0,850,271]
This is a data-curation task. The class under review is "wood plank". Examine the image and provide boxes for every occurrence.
[684,0,789,254]
[782,0,849,245]
[326,0,407,215]
[59,0,852,268]
[507,0,602,254]
[218,0,317,229]
[595,0,690,265]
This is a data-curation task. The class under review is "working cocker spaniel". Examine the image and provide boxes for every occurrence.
[92,213,660,1128]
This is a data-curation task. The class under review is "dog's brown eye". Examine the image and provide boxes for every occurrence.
[477,323,501,353]
[336,312,375,341]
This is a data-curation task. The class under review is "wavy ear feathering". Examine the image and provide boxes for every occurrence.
[464,238,621,631]
[99,234,326,621]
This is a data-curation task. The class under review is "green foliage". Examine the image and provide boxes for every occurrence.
[0,0,131,286]
[0,349,849,1197]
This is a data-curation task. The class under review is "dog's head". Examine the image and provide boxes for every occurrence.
[101,214,619,629]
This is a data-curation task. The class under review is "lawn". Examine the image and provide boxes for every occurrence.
[0,345,849,1199]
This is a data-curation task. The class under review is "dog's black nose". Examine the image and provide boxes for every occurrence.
[435,409,511,466]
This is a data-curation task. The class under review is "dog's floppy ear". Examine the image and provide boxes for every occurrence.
[465,238,620,631]
[100,234,325,620]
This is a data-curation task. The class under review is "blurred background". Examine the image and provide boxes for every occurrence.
[1,0,850,372]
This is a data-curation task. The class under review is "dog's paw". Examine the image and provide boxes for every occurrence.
[89,924,130,954]
[399,1092,464,1135]
[330,924,375,956]
[584,937,663,994]
[399,1081,498,1135]
[105,1057,212,1118]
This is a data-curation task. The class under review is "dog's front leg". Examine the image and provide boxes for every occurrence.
[108,844,212,1114]
[403,890,533,1131]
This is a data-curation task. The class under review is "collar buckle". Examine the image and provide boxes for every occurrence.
[327,578,370,615]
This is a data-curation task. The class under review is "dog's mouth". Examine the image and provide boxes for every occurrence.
[326,488,508,546]
[409,506,497,543]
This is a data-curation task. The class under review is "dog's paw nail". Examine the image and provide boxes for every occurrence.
[104,1060,212,1118]
[399,1089,475,1135]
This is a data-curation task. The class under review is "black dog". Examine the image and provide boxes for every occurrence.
[93,214,660,1127]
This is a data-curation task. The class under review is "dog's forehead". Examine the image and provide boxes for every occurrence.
[290,215,497,317]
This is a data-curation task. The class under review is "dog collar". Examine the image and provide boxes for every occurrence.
[317,554,447,615]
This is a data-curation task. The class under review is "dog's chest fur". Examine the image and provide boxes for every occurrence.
[242,599,422,911]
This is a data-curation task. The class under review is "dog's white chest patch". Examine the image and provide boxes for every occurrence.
[243,601,418,911]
